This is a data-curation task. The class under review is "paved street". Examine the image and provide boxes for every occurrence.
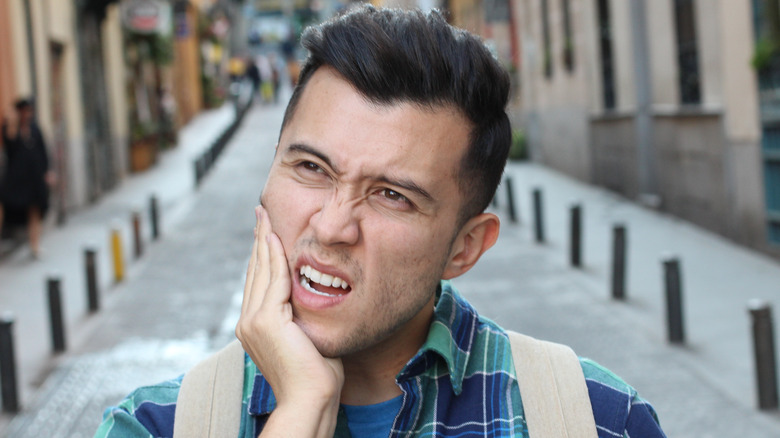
[2,99,780,437]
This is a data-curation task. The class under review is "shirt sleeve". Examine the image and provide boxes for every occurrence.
[580,358,667,438]
[625,395,667,437]
[94,405,155,438]
[94,377,182,438]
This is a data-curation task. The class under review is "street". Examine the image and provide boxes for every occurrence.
[2,100,780,437]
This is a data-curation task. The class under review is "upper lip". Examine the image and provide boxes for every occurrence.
[295,255,353,287]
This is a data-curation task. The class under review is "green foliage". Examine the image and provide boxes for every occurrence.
[509,129,527,161]
[131,120,151,143]
[126,32,174,66]
[752,37,778,71]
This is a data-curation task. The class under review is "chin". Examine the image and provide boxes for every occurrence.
[297,319,363,359]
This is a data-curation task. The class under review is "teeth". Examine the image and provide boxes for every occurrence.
[301,277,338,297]
[299,265,350,290]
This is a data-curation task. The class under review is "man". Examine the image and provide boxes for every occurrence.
[96,6,666,437]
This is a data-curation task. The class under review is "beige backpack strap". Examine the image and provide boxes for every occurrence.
[507,331,598,438]
[173,340,246,438]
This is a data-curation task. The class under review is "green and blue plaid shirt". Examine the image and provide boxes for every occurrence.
[96,281,666,437]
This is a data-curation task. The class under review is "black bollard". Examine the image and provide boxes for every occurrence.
[506,177,518,224]
[47,277,67,353]
[150,195,160,240]
[611,224,627,300]
[194,159,203,187]
[663,257,685,344]
[533,188,545,243]
[569,204,582,268]
[0,314,19,413]
[749,300,779,410]
[85,248,99,313]
[132,211,143,259]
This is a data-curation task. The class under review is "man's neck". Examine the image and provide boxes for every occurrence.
[339,296,435,406]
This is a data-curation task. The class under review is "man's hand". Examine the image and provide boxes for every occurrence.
[235,205,344,438]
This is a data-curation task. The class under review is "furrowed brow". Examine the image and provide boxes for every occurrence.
[286,143,339,173]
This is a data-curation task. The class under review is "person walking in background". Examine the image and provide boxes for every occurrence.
[268,52,281,104]
[0,98,54,259]
[245,56,261,101]
[257,53,274,104]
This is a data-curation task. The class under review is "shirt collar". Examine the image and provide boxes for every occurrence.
[248,280,479,415]
[395,280,478,395]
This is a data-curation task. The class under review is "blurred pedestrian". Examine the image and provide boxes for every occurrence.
[0,98,54,259]
[227,56,246,82]
[245,56,261,100]
[257,53,274,104]
[269,52,281,104]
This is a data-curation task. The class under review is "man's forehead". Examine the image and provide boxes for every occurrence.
[277,67,470,187]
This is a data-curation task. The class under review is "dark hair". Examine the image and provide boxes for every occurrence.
[281,5,511,224]
[14,98,33,111]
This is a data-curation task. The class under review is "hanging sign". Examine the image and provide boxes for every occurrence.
[121,0,172,35]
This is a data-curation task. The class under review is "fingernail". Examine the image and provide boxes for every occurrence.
[255,205,262,221]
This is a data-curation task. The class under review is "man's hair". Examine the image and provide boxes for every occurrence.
[281,5,511,224]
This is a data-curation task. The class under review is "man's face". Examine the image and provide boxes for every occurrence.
[261,67,472,358]
[17,106,33,124]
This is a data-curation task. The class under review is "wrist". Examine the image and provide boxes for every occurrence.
[262,396,340,438]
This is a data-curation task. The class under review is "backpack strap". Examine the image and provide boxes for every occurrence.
[173,340,245,438]
[173,333,596,437]
[507,331,598,438]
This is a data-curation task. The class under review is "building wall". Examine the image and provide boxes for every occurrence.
[449,0,484,34]
[590,115,638,196]
[0,1,17,124]
[9,1,30,100]
[518,0,770,251]
[718,0,764,247]
[519,0,596,181]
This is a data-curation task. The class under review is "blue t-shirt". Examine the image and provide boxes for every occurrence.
[342,395,404,438]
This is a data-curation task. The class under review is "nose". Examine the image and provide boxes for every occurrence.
[309,194,360,247]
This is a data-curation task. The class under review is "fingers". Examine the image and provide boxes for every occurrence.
[247,205,272,312]
[263,231,292,308]
[241,206,261,315]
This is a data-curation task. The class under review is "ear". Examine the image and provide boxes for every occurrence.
[442,213,500,280]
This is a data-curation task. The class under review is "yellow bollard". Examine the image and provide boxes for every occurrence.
[111,227,125,283]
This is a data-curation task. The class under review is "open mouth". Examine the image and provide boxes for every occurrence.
[299,265,352,297]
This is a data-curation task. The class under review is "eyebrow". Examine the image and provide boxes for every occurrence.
[285,142,434,203]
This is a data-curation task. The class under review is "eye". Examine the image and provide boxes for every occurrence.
[300,161,323,173]
[296,160,328,177]
[376,188,413,209]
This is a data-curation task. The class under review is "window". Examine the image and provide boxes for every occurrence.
[674,0,701,105]
[541,0,553,78]
[562,0,575,72]
[596,0,615,109]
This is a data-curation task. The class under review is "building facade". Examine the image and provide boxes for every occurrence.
[516,0,777,252]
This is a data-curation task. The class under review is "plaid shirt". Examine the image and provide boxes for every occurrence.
[96,281,666,437]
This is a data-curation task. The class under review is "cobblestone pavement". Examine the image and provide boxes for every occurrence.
[4,100,780,437]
